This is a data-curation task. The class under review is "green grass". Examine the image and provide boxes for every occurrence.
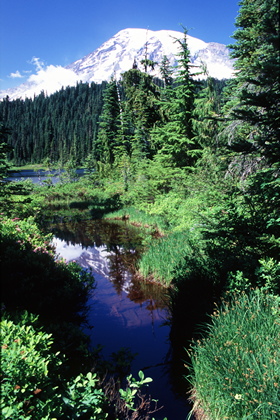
[8,163,52,171]
[188,290,280,420]
[138,230,194,285]
[105,208,196,286]
[105,206,169,234]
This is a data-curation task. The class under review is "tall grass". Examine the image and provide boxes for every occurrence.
[105,207,169,234]
[138,231,193,285]
[188,290,280,420]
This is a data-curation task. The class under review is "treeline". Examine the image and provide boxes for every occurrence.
[0,82,107,165]
[0,60,226,166]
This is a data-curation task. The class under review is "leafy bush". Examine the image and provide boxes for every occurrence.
[0,314,62,420]
[0,314,108,419]
[188,290,280,419]
[1,313,161,420]
[226,258,280,296]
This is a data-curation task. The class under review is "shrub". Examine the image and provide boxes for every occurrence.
[225,258,280,296]
[0,215,95,367]
[0,313,109,419]
[0,314,62,419]
[0,313,160,420]
[0,216,94,323]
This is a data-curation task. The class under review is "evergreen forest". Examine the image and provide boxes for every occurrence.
[0,0,279,419]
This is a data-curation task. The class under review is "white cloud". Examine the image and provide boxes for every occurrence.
[22,64,85,97]
[30,56,45,72]
[9,70,24,78]
[0,58,85,99]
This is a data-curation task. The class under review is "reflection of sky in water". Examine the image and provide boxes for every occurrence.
[52,238,189,419]
[52,238,115,279]
[53,238,84,261]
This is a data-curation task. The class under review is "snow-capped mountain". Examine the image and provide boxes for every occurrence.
[1,28,234,100]
[67,28,234,83]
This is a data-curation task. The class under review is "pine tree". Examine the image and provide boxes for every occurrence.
[225,0,280,165]
[93,80,122,165]
[121,65,161,160]
[152,28,200,167]
[193,68,223,151]
[159,55,173,88]
[0,123,11,184]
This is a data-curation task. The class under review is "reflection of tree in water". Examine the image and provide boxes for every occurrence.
[103,241,169,314]
[127,278,168,310]
[51,217,169,312]
[49,219,144,250]
[106,244,130,295]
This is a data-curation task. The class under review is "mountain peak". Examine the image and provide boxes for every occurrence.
[1,28,234,100]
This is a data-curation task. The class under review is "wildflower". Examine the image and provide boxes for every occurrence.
[234,394,243,400]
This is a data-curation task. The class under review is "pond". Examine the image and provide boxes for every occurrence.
[50,219,191,420]
[6,168,85,184]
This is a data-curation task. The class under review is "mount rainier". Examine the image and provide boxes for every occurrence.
[1,28,235,100]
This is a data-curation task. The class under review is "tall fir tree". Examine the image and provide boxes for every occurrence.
[225,0,280,166]
[193,67,223,152]
[159,55,173,88]
[0,123,11,185]
[152,28,200,167]
[121,64,161,160]
[94,79,122,165]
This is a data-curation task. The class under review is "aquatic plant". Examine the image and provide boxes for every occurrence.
[138,231,194,285]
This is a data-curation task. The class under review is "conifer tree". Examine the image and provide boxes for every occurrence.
[94,79,122,165]
[121,65,160,160]
[159,55,173,89]
[225,0,280,165]
[193,67,223,151]
[0,123,11,184]
[152,28,199,167]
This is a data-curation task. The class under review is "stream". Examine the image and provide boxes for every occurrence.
[51,219,191,420]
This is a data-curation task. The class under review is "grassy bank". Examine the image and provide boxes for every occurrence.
[187,290,280,420]
[9,164,49,171]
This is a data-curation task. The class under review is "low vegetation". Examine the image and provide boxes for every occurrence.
[188,290,280,420]
[1,312,159,420]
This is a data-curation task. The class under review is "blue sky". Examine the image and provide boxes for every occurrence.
[0,0,240,91]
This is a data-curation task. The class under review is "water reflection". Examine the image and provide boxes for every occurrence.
[52,219,167,309]
[53,235,167,314]
[6,168,85,184]
[52,219,190,420]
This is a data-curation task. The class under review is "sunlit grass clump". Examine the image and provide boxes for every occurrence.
[105,206,169,234]
[188,290,280,420]
[138,231,193,285]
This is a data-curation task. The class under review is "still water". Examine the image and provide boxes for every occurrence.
[6,169,85,184]
[51,219,191,420]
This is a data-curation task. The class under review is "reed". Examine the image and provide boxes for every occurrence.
[187,290,280,420]
[105,207,169,234]
[138,231,192,286]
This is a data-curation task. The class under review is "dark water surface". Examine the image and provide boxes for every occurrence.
[51,219,191,420]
